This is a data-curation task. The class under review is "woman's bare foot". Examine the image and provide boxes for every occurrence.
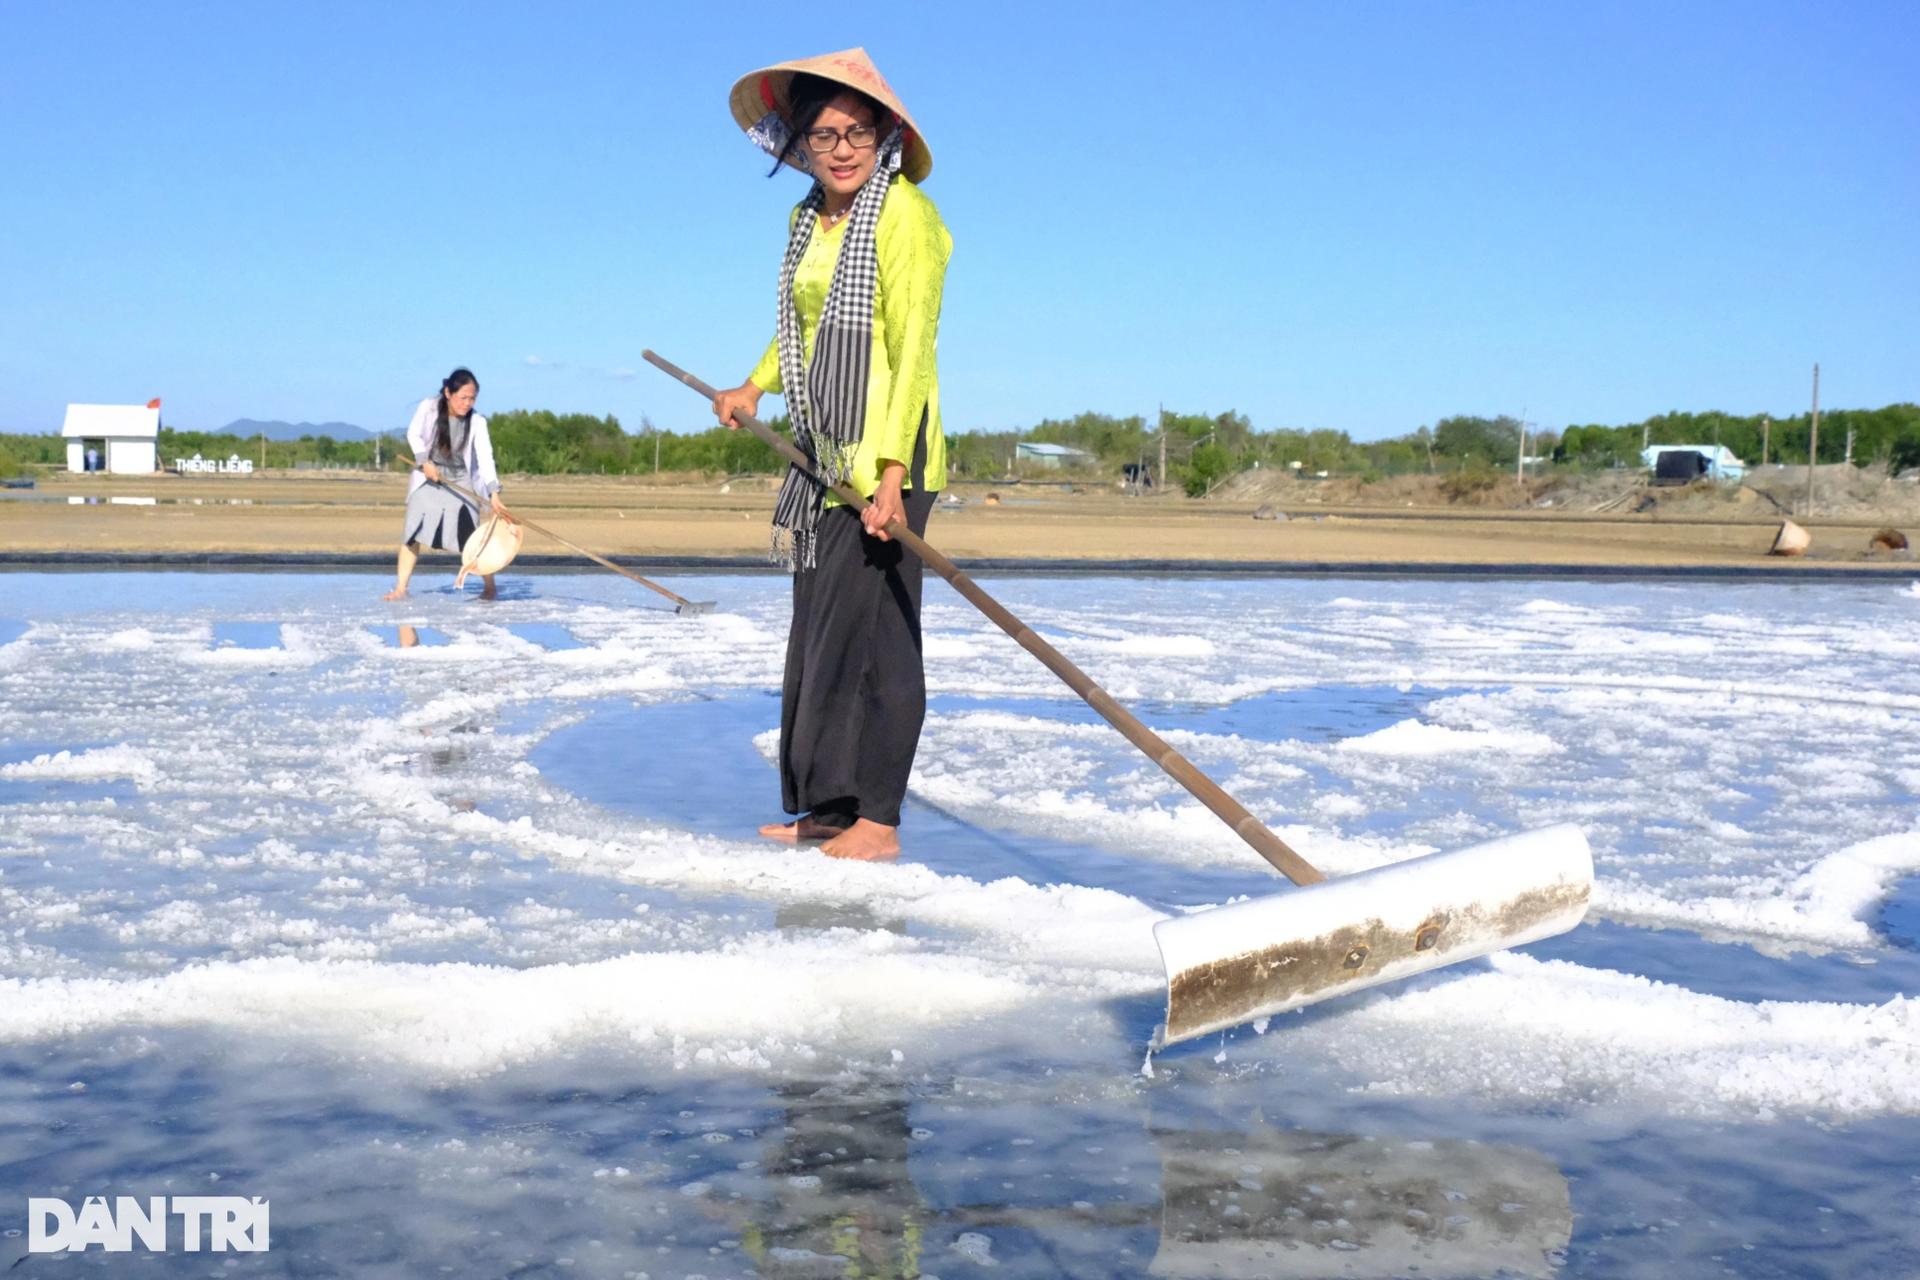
[479,574,498,601]
[388,543,419,600]
[758,815,847,842]
[820,819,900,862]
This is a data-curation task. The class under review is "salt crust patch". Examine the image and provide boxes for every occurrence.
[360,633,515,665]
[90,627,173,652]
[351,767,1170,977]
[899,711,1425,873]
[1333,718,1561,758]
[0,625,39,667]
[904,776,1410,877]
[1407,669,1920,714]
[0,744,156,783]
[1319,952,1920,1119]
[1597,831,1920,954]
[0,934,1142,1076]
[1093,634,1216,658]
[923,635,983,660]
[184,624,324,669]
[345,719,1171,978]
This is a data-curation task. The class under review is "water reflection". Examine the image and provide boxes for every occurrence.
[717,1086,1569,1279]
[774,901,908,935]
[367,624,450,648]
[412,720,480,778]
[1150,1125,1571,1279]
[502,621,589,651]
[740,1084,926,1280]
[211,620,284,650]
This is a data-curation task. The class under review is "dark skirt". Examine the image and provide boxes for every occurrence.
[778,488,938,829]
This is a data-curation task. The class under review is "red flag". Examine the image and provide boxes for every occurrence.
[146,398,161,409]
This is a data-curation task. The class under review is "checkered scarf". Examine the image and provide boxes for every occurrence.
[767,130,904,570]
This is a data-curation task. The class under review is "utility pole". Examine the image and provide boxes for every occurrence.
[1515,407,1528,484]
[1157,403,1167,495]
[654,429,661,475]
[260,430,266,472]
[1761,416,1770,466]
[1805,363,1820,517]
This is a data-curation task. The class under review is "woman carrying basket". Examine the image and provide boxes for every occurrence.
[709,49,950,861]
[384,367,509,600]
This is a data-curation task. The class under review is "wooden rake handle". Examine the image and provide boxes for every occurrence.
[404,457,700,610]
[641,349,1325,886]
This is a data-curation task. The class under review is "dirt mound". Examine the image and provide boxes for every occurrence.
[1212,467,1636,511]
[1739,464,1920,521]
[1212,462,1920,524]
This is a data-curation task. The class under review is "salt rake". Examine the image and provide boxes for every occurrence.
[643,350,1593,1046]
[404,458,716,615]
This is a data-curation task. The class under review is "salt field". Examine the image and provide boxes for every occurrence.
[3,569,1920,1276]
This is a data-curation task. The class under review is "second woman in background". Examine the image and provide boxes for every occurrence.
[384,367,508,600]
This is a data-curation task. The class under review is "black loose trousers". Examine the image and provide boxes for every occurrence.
[778,427,936,830]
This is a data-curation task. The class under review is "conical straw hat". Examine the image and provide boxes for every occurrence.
[729,47,931,184]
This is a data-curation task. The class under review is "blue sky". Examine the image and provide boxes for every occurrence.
[1,1,1912,440]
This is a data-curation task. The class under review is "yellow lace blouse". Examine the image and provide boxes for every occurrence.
[749,175,950,497]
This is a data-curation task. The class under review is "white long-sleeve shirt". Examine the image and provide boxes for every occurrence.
[404,397,501,499]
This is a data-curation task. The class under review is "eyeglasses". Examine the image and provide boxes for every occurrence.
[801,124,879,154]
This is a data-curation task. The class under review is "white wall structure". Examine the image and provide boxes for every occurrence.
[1015,441,1096,469]
[62,404,160,474]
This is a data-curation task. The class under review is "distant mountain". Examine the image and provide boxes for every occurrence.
[216,419,393,442]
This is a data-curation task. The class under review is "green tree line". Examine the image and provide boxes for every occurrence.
[7,401,1915,488]
[1555,405,1920,471]
[946,402,1920,491]
[944,410,1533,493]
[0,413,798,479]
[488,411,794,475]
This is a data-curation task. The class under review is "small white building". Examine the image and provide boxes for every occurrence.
[63,403,160,474]
[1015,441,1096,469]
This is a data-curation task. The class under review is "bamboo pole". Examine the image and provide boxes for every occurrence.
[644,349,1325,887]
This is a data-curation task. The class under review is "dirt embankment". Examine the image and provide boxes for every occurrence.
[3,466,1915,567]
[1213,463,1920,524]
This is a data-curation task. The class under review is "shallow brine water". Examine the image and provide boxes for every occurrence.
[2,569,1919,1277]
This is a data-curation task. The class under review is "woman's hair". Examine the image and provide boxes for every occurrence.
[769,72,897,178]
[435,368,478,457]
